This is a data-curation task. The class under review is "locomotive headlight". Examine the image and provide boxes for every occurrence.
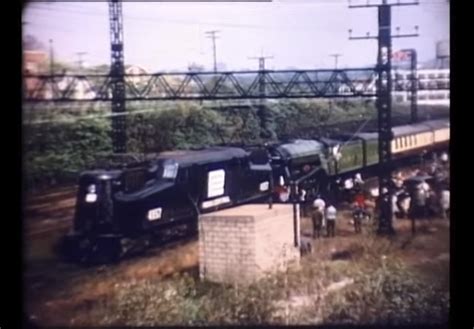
[87,184,96,194]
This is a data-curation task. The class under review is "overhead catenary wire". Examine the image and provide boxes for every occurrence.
[27,0,448,32]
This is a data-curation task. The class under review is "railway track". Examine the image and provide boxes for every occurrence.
[25,186,77,238]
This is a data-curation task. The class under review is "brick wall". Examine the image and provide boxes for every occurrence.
[199,204,300,285]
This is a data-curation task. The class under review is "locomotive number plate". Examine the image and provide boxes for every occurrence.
[147,207,162,221]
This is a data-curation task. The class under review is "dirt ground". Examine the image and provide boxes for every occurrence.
[24,202,449,326]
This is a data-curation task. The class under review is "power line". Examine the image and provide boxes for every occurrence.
[23,107,165,125]
[28,3,450,31]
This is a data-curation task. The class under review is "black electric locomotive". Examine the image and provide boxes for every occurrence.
[61,146,273,262]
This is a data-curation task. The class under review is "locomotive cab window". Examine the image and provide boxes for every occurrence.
[162,160,179,179]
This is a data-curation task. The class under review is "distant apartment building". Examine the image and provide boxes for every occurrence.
[23,50,48,99]
[23,50,97,100]
[337,68,449,106]
[392,69,450,106]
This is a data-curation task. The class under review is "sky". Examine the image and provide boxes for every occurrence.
[22,0,449,72]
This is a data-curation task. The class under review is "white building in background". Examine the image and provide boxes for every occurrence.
[337,68,449,106]
[392,69,450,106]
[125,65,149,87]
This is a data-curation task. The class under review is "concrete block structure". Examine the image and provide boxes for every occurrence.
[199,204,300,285]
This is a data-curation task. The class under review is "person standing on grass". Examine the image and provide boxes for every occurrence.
[313,195,326,227]
[440,189,450,219]
[352,206,364,233]
[311,204,324,239]
[326,203,337,237]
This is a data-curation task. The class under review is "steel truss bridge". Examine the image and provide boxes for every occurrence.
[23,68,377,102]
[22,67,446,103]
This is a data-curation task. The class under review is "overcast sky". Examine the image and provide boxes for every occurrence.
[23,0,449,72]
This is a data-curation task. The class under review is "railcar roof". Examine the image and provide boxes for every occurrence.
[157,147,248,166]
[354,132,378,140]
[359,119,449,137]
[275,139,325,158]
[392,119,449,136]
[319,137,341,146]
[392,124,431,136]
[420,119,450,129]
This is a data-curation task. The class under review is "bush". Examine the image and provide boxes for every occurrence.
[101,274,282,326]
[23,100,380,191]
[23,118,112,190]
[320,258,449,325]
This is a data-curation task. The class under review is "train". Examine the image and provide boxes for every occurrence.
[60,118,449,263]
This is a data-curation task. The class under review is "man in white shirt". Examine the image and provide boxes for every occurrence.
[313,196,326,226]
[420,180,431,194]
[354,173,364,187]
[326,204,337,237]
[440,189,450,219]
[344,178,354,190]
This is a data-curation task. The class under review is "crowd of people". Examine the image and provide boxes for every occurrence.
[306,152,450,238]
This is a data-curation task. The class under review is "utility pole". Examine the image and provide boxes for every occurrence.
[109,0,127,153]
[330,53,342,69]
[205,30,220,72]
[349,0,419,235]
[248,54,275,140]
[399,49,418,123]
[75,51,88,70]
[49,39,54,76]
